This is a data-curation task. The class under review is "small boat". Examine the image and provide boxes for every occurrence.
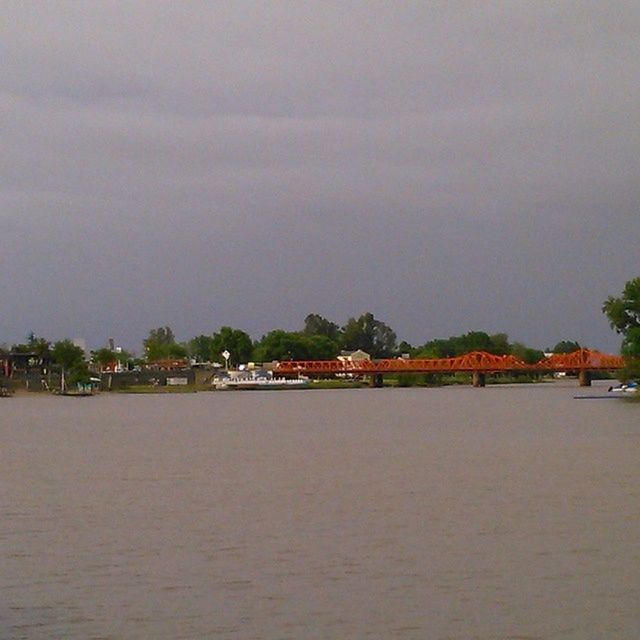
[59,389,96,397]
[56,378,98,396]
[608,382,638,394]
[0,386,13,397]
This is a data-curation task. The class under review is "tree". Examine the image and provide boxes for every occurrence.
[620,328,640,381]
[412,343,443,359]
[92,348,132,371]
[27,332,51,358]
[253,331,305,362]
[51,340,87,388]
[341,312,397,358]
[188,327,253,365]
[304,334,340,360]
[415,338,452,358]
[253,330,339,362]
[143,326,187,360]
[603,277,640,336]
[210,327,253,366]
[621,327,640,359]
[416,331,501,358]
[12,332,50,358]
[146,326,176,345]
[510,342,545,365]
[51,340,85,371]
[551,340,581,354]
[397,340,413,356]
[489,333,511,356]
[302,313,341,340]
[93,348,116,368]
[189,335,216,362]
[603,277,640,381]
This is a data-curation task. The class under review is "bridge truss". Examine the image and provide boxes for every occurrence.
[274,349,624,377]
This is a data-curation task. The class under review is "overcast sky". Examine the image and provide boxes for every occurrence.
[2,1,639,353]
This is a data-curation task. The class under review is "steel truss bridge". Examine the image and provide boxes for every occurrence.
[274,349,625,387]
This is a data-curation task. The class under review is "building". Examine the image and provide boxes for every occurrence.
[338,349,371,363]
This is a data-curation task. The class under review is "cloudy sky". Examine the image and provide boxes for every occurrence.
[2,1,639,352]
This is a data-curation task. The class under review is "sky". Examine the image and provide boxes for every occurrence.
[1,1,639,353]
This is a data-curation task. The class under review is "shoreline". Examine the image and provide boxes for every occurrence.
[4,378,633,398]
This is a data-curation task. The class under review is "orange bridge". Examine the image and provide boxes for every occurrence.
[274,349,625,387]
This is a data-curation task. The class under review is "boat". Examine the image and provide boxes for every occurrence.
[608,382,638,394]
[56,376,99,396]
[215,374,309,391]
[59,390,95,396]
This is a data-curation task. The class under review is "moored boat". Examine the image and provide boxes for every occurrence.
[215,375,309,390]
[608,381,638,394]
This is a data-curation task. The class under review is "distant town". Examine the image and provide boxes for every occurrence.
[0,311,597,393]
[4,272,640,393]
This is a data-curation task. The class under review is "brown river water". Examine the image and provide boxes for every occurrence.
[1,383,639,639]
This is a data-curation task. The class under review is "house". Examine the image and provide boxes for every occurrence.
[338,349,371,363]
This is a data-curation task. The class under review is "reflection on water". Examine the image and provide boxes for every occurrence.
[2,384,639,639]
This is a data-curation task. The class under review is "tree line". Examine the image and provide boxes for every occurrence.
[3,274,638,380]
[1,313,583,373]
[140,314,585,367]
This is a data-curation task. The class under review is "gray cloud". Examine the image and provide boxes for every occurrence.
[1,1,639,352]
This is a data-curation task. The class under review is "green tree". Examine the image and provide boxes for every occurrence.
[603,277,640,381]
[621,328,640,380]
[412,344,443,359]
[341,312,397,358]
[51,340,87,388]
[28,333,51,358]
[189,335,216,362]
[603,277,640,337]
[188,328,253,365]
[397,340,413,356]
[621,327,640,359]
[302,313,341,340]
[510,342,545,364]
[253,330,339,362]
[146,326,175,345]
[415,338,451,358]
[92,348,132,370]
[489,333,511,355]
[51,340,85,370]
[253,331,305,362]
[304,334,340,360]
[144,326,187,360]
[551,340,581,354]
[11,333,51,366]
[210,327,253,366]
[93,348,116,367]
[416,331,500,358]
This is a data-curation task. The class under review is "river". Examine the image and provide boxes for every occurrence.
[1,383,639,639]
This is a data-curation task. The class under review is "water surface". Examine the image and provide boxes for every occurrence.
[2,384,639,639]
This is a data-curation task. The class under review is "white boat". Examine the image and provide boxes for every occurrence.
[215,374,309,390]
[608,382,638,394]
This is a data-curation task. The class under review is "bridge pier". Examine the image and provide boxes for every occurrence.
[370,373,384,388]
[472,372,486,388]
[578,370,592,387]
